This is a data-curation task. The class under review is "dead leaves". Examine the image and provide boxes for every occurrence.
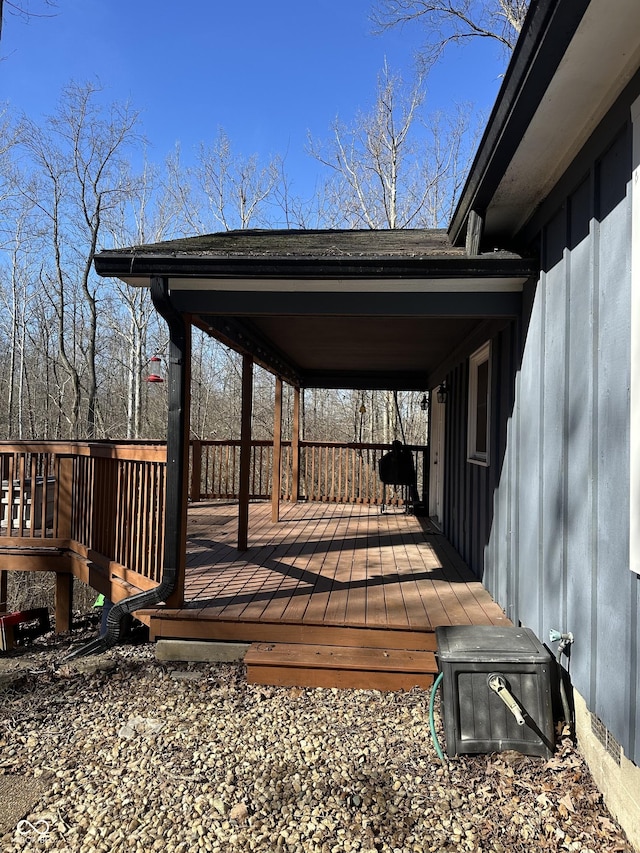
[443,739,634,852]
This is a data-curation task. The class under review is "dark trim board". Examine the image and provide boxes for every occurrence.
[171,289,523,318]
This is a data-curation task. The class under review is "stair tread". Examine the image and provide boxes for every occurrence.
[245,642,437,673]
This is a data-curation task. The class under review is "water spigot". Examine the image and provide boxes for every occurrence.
[549,629,573,656]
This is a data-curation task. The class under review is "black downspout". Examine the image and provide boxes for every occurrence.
[65,276,190,658]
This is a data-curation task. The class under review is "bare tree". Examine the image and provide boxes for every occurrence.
[0,0,56,41]
[371,0,529,69]
[105,158,178,439]
[18,81,141,438]
[164,130,283,234]
[308,63,475,229]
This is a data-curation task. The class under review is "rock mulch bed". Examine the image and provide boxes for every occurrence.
[0,630,635,853]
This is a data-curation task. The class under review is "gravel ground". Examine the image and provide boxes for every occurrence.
[0,625,635,853]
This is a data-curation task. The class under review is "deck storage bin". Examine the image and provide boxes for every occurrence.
[435,625,555,758]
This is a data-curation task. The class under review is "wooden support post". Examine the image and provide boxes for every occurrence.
[55,572,73,634]
[238,354,254,550]
[291,386,301,503]
[272,377,283,523]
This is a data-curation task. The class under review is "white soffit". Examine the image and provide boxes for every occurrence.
[164,277,527,293]
[487,0,640,237]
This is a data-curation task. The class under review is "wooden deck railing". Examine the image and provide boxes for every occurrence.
[0,442,167,595]
[190,439,428,506]
[68,443,167,589]
[1,438,427,614]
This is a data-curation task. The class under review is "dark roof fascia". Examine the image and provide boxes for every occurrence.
[448,0,591,247]
[94,252,535,281]
[171,288,523,319]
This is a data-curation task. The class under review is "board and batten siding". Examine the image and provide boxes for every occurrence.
[443,103,640,763]
[442,319,521,587]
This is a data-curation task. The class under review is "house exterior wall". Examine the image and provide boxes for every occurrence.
[442,81,640,765]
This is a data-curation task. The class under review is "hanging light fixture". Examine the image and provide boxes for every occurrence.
[437,383,448,405]
[420,393,428,411]
[145,355,164,383]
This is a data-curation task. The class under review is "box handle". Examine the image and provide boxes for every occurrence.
[487,673,525,726]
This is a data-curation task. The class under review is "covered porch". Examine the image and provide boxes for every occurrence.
[0,223,536,686]
[90,227,535,684]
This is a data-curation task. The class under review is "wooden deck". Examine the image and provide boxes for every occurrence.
[141,501,509,688]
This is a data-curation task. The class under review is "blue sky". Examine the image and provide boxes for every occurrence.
[1,0,507,200]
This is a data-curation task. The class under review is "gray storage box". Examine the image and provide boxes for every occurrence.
[436,625,555,758]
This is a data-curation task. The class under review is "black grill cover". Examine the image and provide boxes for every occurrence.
[378,441,415,486]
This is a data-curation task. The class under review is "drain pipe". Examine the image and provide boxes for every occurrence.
[65,277,190,659]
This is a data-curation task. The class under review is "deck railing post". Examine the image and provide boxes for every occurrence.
[56,456,74,540]
[238,354,253,550]
[291,386,301,503]
[190,440,202,503]
[272,377,283,523]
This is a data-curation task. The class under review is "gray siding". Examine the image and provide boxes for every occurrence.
[443,111,640,762]
[442,321,520,582]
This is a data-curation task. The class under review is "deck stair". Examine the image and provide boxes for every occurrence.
[244,641,438,690]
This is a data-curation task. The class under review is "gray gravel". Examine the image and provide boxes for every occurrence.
[0,631,634,853]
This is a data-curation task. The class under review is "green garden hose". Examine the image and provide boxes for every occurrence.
[429,671,445,762]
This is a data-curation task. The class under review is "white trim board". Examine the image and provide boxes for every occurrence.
[629,94,640,574]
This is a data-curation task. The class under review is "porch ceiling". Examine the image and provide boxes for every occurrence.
[95,228,537,390]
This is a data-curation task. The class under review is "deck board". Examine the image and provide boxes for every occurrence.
[144,501,509,641]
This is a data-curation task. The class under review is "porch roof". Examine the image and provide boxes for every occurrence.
[95,228,536,390]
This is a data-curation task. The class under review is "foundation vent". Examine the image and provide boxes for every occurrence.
[591,713,622,765]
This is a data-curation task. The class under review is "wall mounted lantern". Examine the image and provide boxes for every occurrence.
[437,383,448,405]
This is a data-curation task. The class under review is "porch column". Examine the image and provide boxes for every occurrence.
[238,354,253,550]
[151,276,191,610]
[272,376,283,523]
[291,386,301,503]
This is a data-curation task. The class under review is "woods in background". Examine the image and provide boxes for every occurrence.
[0,71,473,446]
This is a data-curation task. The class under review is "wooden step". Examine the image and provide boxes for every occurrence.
[244,642,437,690]
[141,611,437,651]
